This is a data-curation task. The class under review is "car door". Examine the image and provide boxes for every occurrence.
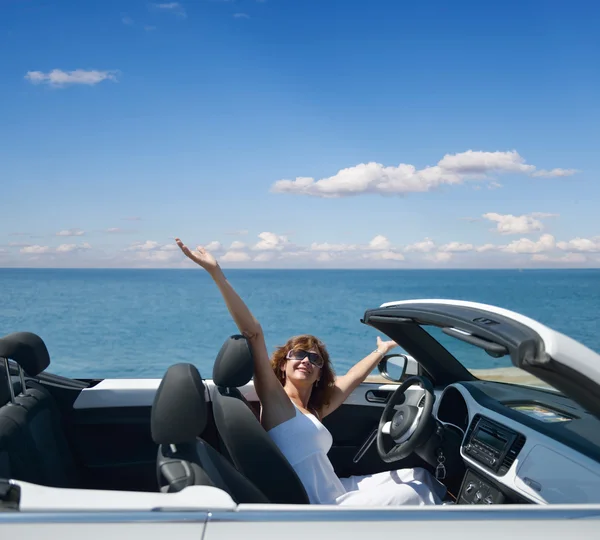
[38,377,159,492]
[46,377,218,493]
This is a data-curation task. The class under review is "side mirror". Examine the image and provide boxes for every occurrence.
[377,353,408,382]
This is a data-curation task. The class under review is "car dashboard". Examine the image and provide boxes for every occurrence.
[433,381,600,505]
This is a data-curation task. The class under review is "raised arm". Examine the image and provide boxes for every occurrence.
[175,238,294,428]
[319,336,398,418]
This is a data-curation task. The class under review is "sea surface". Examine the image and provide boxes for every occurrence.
[1,268,599,380]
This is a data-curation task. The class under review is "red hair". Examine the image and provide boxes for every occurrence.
[271,334,336,416]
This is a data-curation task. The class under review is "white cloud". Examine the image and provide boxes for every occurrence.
[25,69,118,87]
[253,252,274,262]
[56,243,91,253]
[316,252,333,262]
[308,236,396,257]
[310,242,357,252]
[368,250,405,261]
[532,253,587,264]
[20,245,51,254]
[122,16,134,25]
[253,232,289,251]
[56,228,85,236]
[483,213,548,235]
[135,250,176,262]
[204,241,223,251]
[126,240,160,251]
[404,238,436,253]
[531,168,579,178]
[439,242,474,252]
[503,234,556,254]
[279,251,305,260]
[233,13,250,18]
[557,237,600,252]
[430,252,453,263]
[271,150,578,198]
[122,240,179,263]
[11,229,600,269]
[437,150,535,175]
[368,235,391,250]
[476,243,498,253]
[221,250,251,262]
[561,253,587,263]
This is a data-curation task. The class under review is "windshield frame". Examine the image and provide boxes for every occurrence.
[417,322,562,394]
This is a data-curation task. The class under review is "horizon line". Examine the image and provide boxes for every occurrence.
[1,266,599,271]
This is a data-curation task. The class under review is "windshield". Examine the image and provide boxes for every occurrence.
[421,325,559,392]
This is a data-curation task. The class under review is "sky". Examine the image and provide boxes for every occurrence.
[1,0,599,269]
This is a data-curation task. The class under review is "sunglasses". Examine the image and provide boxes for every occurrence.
[285,349,324,369]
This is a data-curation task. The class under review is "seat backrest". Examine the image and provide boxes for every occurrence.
[0,332,79,488]
[15,381,79,487]
[151,362,268,503]
[0,368,45,483]
[211,335,310,505]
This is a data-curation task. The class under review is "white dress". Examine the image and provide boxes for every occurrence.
[267,403,447,506]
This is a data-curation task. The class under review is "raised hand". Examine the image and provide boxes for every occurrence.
[377,335,398,354]
[175,238,219,273]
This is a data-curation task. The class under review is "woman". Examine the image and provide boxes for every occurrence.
[175,238,446,506]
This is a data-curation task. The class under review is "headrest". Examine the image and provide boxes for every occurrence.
[0,332,50,377]
[212,335,254,388]
[151,363,207,445]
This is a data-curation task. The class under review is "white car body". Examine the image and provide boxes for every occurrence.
[2,299,600,537]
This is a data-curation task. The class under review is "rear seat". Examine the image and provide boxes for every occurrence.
[0,332,79,488]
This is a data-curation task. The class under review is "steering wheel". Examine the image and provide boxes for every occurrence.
[376,375,436,463]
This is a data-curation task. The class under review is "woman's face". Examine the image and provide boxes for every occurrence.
[283,347,323,386]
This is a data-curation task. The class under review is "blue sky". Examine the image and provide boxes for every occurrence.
[1,0,599,268]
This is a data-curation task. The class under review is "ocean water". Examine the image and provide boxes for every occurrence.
[1,268,599,380]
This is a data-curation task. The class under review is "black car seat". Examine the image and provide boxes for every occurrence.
[210,335,310,504]
[151,362,268,503]
[0,332,79,488]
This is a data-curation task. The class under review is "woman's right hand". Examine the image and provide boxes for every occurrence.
[175,238,219,273]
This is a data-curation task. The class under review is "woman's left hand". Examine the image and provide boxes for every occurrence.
[377,336,398,354]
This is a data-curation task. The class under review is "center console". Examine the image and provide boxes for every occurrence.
[458,469,505,504]
[457,414,527,504]
[462,414,526,476]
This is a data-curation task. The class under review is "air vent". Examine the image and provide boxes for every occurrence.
[465,414,481,440]
[418,394,425,407]
[499,434,526,474]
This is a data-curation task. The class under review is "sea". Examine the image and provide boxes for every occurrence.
[1,268,599,380]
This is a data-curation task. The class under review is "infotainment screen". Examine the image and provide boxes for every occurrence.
[474,428,507,451]
[509,404,572,423]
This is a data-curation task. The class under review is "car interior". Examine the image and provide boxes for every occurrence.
[1,315,600,508]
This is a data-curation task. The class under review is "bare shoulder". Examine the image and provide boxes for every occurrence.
[260,400,296,432]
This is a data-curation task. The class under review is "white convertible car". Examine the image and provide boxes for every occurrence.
[1,299,600,539]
